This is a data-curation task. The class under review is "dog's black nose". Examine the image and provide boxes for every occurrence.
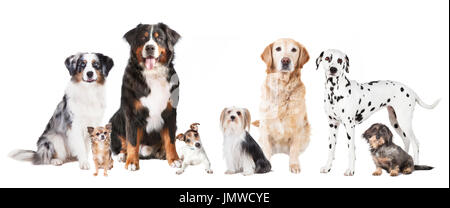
[230,115,236,120]
[145,45,155,53]
[281,57,291,65]
[195,143,201,148]
[330,67,337,74]
[87,71,94,78]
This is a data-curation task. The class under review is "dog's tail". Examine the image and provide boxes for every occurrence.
[255,158,272,174]
[252,120,260,127]
[414,165,434,171]
[9,139,56,165]
[415,94,440,110]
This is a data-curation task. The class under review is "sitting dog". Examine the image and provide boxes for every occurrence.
[253,38,311,174]
[316,49,440,176]
[109,23,182,171]
[10,53,114,170]
[220,107,271,176]
[175,123,213,175]
[88,124,114,176]
[363,123,433,176]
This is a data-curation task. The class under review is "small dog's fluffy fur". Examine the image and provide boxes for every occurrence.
[88,124,114,176]
[254,38,311,174]
[363,123,433,176]
[175,123,213,175]
[220,107,271,176]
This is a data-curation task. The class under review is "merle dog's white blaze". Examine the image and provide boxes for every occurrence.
[317,49,440,176]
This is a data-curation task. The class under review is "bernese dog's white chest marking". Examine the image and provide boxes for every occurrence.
[140,67,171,133]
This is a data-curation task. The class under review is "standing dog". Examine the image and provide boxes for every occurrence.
[88,124,114,176]
[362,123,433,176]
[109,23,182,171]
[175,123,213,175]
[253,38,311,173]
[316,49,440,176]
[221,107,271,176]
[10,53,114,170]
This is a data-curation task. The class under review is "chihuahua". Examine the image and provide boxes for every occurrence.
[88,124,114,176]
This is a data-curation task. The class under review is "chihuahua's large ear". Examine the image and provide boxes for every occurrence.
[123,23,142,45]
[105,123,112,132]
[220,108,228,129]
[344,55,350,73]
[297,44,310,69]
[190,123,200,131]
[176,133,185,141]
[65,54,80,76]
[158,22,181,51]
[315,51,324,70]
[261,43,273,72]
[96,53,114,77]
[243,108,251,131]
[87,127,95,135]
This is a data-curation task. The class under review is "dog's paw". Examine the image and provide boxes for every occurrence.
[93,172,98,176]
[372,171,382,176]
[389,171,399,177]
[127,164,138,171]
[176,169,184,175]
[118,153,126,163]
[170,160,182,168]
[290,164,301,174]
[225,170,235,175]
[242,171,254,176]
[79,161,90,170]
[206,169,213,174]
[320,166,331,173]
[344,169,355,176]
[51,159,63,166]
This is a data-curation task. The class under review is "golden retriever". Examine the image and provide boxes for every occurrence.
[253,38,310,173]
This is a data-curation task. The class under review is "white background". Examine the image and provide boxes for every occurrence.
[0,0,448,188]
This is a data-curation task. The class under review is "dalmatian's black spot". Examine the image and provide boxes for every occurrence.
[387,98,391,103]
[358,99,361,104]
[400,87,404,92]
[368,101,371,106]
[348,89,351,94]
[347,133,351,140]
[336,96,344,102]
[329,144,332,149]
[368,81,378,85]
[333,134,336,137]
[348,144,350,148]
[360,109,365,114]
[328,169,331,172]
[345,77,351,87]
[334,125,338,129]
[368,88,371,91]
[394,123,399,128]
[328,116,332,120]
[360,86,364,90]
[342,109,345,113]
[406,93,410,97]
[329,124,334,128]
[403,132,406,137]
[370,107,375,112]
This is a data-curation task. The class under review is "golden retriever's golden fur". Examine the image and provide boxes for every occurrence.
[255,38,310,173]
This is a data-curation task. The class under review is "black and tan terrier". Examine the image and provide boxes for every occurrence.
[362,123,433,176]
[88,124,114,176]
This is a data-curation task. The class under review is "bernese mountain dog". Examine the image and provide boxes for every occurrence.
[109,23,181,171]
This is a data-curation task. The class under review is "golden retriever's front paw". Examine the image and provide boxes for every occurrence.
[290,164,301,174]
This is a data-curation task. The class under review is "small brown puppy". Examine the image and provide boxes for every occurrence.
[362,123,433,176]
[88,124,114,176]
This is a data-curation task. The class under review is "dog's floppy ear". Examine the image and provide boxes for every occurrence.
[344,55,350,73]
[297,44,310,69]
[316,51,324,70]
[87,127,95,135]
[261,43,273,72]
[190,123,200,131]
[158,22,181,51]
[176,133,185,141]
[243,108,251,131]
[124,23,142,45]
[379,125,393,145]
[65,54,80,76]
[220,108,228,130]
[95,53,114,77]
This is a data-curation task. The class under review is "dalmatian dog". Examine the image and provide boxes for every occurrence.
[316,49,440,176]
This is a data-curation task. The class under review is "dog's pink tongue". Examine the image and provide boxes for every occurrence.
[145,58,156,70]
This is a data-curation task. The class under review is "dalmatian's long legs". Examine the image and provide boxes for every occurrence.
[387,106,410,153]
[344,123,356,176]
[392,107,419,164]
[320,120,340,173]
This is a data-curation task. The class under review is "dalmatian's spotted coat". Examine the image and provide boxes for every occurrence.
[316,49,440,176]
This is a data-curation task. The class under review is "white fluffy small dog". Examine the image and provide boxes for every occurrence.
[220,107,271,176]
[175,123,213,175]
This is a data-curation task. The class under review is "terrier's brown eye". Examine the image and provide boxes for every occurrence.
[337,58,343,64]
[194,133,199,137]
[236,111,241,116]
[291,48,297,52]
[275,47,281,52]
[227,111,231,114]
[96,133,100,136]
[186,139,191,143]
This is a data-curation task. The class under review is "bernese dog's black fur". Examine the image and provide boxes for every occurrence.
[109,23,181,171]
